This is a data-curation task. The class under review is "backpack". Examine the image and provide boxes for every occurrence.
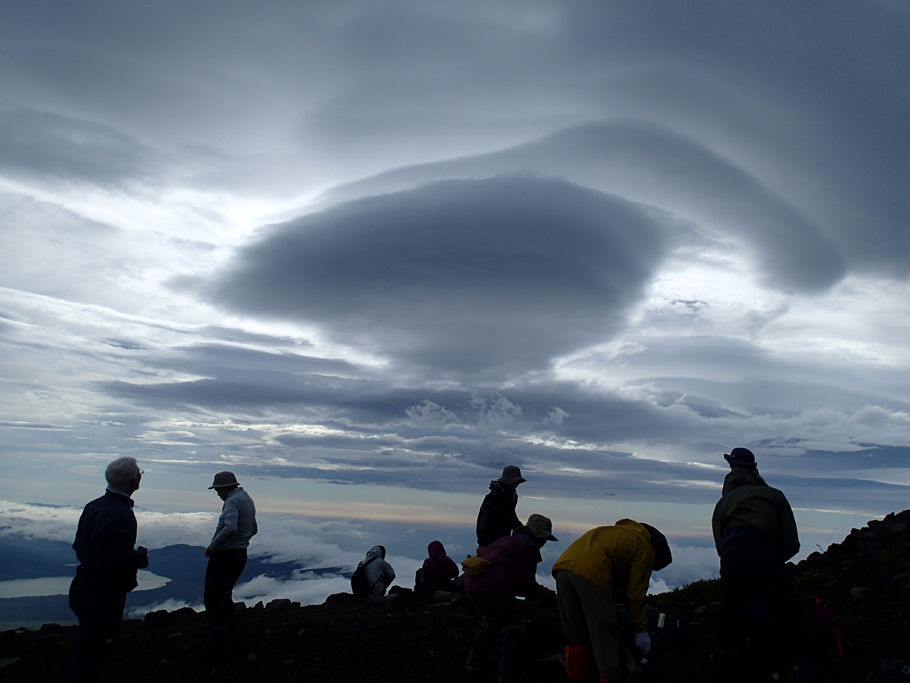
[461,555,493,576]
[351,556,378,597]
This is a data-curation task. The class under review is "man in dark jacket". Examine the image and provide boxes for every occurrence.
[64,456,148,682]
[475,465,526,552]
[465,513,557,682]
[712,447,800,682]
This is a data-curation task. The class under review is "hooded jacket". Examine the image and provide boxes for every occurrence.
[422,540,459,584]
[363,545,396,596]
[712,468,799,561]
[551,519,654,632]
[476,479,521,547]
[464,527,543,597]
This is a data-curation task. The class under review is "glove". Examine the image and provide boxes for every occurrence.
[634,632,651,655]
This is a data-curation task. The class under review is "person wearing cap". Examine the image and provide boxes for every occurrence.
[712,447,800,681]
[204,471,258,656]
[64,456,149,683]
[464,513,557,682]
[551,519,672,683]
[475,464,526,553]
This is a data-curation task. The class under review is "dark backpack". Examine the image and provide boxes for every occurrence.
[351,556,377,598]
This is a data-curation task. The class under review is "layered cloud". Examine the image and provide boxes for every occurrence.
[206,176,670,379]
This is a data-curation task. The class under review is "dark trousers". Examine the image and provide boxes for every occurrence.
[719,534,797,682]
[466,592,526,678]
[554,570,623,681]
[63,568,128,682]
[204,548,247,654]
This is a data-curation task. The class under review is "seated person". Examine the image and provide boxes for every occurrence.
[358,544,396,598]
[415,540,460,597]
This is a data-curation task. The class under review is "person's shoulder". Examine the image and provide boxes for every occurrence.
[92,491,130,508]
[767,485,792,504]
[83,493,107,508]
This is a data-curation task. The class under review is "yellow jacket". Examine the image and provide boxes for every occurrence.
[551,519,655,632]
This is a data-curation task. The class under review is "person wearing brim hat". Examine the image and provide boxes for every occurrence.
[551,519,672,682]
[204,471,258,658]
[712,447,800,681]
[475,465,527,553]
[464,513,557,681]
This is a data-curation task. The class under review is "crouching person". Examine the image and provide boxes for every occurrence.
[552,519,672,683]
[464,514,558,683]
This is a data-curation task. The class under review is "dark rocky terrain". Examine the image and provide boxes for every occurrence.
[2,509,909,682]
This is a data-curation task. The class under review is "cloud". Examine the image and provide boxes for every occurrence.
[208,176,671,380]
[332,120,848,292]
[0,109,165,188]
[0,501,81,542]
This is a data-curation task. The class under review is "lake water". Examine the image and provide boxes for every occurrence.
[0,570,171,598]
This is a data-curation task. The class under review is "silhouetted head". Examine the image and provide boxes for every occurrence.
[105,457,142,495]
[498,465,526,486]
[525,513,558,547]
[724,447,756,470]
[640,522,672,571]
[208,471,240,500]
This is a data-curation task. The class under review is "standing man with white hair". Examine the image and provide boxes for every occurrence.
[204,470,258,657]
[64,456,148,683]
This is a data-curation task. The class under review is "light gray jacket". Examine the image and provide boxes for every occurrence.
[207,487,258,553]
[363,545,396,596]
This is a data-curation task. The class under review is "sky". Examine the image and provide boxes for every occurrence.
[1,1,909,612]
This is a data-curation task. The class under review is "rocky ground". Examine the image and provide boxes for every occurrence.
[2,509,909,682]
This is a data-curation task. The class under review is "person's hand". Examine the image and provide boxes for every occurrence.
[634,632,651,655]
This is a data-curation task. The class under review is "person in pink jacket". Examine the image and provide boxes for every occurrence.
[415,540,459,597]
[464,514,557,682]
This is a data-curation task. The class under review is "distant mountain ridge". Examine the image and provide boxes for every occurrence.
[0,537,341,628]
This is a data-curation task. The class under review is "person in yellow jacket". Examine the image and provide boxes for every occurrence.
[551,519,672,683]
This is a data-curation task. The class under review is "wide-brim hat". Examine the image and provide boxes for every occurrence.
[498,465,526,485]
[723,447,756,469]
[526,513,557,541]
[208,471,239,489]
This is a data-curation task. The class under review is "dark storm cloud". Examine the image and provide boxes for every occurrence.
[208,176,671,378]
